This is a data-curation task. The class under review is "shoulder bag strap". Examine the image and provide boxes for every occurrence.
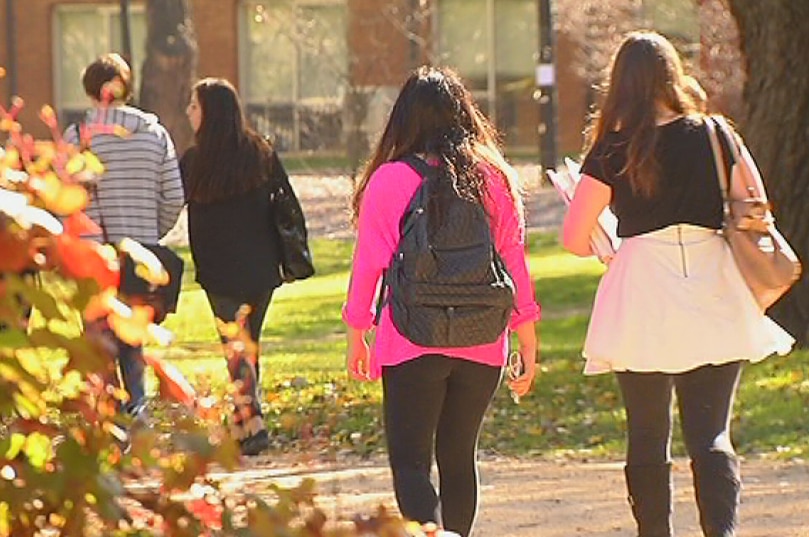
[712,116,743,163]
[705,116,729,197]
[705,116,732,222]
[713,115,763,202]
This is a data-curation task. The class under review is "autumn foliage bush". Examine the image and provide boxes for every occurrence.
[0,84,443,536]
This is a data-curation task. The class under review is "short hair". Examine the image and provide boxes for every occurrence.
[81,53,133,102]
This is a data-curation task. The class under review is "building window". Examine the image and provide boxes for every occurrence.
[437,0,538,149]
[53,4,147,126]
[240,0,348,151]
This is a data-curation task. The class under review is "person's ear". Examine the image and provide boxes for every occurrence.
[100,77,127,104]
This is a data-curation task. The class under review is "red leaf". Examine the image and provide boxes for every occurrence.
[54,234,119,289]
[186,498,223,530]
[0,226,31,272]
[63,211,101,237]
[143,354,197,408]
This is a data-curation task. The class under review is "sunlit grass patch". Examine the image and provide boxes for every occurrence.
[151,233,808,460]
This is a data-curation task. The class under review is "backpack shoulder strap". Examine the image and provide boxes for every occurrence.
[399,154,437,180]
[396,155,437,234]
[373,155,432,325]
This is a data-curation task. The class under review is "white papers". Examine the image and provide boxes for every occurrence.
[546,158,621,261]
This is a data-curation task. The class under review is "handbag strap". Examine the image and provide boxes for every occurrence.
[708,115,760,197]
[714,115,764,204]
[705,116,732,219]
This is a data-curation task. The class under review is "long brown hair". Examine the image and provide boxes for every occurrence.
[186,78,272,203]
[585,31,697,197]
[350,66,521,223]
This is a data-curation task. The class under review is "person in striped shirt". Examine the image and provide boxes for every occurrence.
[64,53,184,424]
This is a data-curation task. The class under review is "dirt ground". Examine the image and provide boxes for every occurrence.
[171,168,808,535]
[222,453,808,536]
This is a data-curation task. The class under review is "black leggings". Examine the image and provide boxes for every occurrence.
[616,361,742,466]
[382,354,501,537]
[205,289,273,439]
[206,289,273,379]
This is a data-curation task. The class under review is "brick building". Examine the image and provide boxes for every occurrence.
[0,0,699,161]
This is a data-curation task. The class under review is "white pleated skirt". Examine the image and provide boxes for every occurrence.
[583,224,794,375]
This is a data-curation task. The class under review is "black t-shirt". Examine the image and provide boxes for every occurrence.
[581,115,730,238]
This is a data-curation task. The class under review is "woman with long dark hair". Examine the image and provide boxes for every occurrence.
[181,77,286,456]
[563,32,792,536]
[343,66,540,536]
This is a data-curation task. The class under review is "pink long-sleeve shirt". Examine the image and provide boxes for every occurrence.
[343,160,540,379]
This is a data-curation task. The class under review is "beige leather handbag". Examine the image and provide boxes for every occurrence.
[705,116,801,311]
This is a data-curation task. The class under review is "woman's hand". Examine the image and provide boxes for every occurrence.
[507,346,538,398]
[507,322,539,399]
[346,326,372,381]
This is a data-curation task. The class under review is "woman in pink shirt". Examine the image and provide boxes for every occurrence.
[343,66,540,536]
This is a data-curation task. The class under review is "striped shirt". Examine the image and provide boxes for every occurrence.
[63,105,184,243]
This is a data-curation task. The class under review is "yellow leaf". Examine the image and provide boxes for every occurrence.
[111,125,131,138]
[29,172,61,205]
[107,304,154,346]
[39,105,56,121]
[0,501,10,537]
[119,238,168,285]
[83,151,104,174]
[33,140,56,161]
[31,172,88,216]
[1,147,19,167]
[23,432,52,469]
[49,182,89,215]
[0,119,18,133]
[215,318,241,340]
[4,433,25,460]
[65,153,85,175]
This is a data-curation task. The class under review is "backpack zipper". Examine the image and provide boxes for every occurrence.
[677,225,688,277]
[446,306,455,342]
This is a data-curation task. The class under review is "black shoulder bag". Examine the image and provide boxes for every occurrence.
[267,150,315,283]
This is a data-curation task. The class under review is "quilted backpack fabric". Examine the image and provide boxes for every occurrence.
[381,155,515,347]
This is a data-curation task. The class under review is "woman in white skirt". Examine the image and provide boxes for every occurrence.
[562,31,792,537]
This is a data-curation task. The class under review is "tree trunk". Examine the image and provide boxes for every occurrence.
[139,0,197,154]
[727,1,809,344]
[119,0,133,68]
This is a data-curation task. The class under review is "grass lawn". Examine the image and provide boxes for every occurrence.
[156,232,809,460]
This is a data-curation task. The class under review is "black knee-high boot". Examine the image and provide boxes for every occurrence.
[691,451,740,537]
[624,463,674,537]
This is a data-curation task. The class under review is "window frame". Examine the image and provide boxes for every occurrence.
[52,3,147,122]
[238,0,348,151]
[434,0,538,146]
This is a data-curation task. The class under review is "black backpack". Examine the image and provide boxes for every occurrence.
[377,155,515,347]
